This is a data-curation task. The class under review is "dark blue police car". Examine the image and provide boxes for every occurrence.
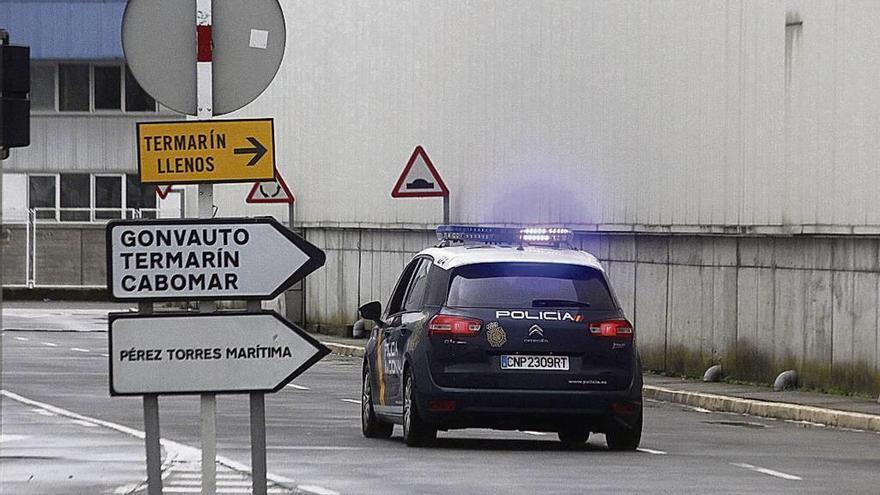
[358,226,642,449]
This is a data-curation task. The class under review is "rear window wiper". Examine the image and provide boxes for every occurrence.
[531,299,591,308]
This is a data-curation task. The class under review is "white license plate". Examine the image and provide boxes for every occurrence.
[500,355,569,371]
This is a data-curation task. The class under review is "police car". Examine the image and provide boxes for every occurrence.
[358,226,642,449]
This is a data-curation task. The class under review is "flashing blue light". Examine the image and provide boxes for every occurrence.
[436,225,574,246]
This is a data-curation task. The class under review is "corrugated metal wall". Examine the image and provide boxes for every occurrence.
[215,0,880,232]
[2,115,168,173]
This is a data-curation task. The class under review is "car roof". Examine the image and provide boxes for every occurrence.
[418,245,605,272]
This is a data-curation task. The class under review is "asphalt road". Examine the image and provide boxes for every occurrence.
[3,305,880,494]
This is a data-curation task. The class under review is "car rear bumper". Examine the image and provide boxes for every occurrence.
[414,365,642,432]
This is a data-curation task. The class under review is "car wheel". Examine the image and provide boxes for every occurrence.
[361,366,393,439]
[402,371,436,447]
[557,428,590,448]
[605,408,642,451]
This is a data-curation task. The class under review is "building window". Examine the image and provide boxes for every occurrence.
[48,63,156,113]
[125,66,156,112]
[94,66,122,110]
[27,173,160,222]
[28,175,58,220]
[59,64,90,111]
[126,174,158,218]
[60,173,91,221]
[94,175,123,219]
[31,65,56,111]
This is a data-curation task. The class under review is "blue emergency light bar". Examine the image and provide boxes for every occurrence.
[436,225,574,246]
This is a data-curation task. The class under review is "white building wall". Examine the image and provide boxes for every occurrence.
[208,0,880,232]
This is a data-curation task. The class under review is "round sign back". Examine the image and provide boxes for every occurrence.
[122,0,286,116]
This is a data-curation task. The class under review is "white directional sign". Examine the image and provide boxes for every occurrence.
[106,217,324,301]
[109,311,329,395]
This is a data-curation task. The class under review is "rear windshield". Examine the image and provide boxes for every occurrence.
[446,263,616,309]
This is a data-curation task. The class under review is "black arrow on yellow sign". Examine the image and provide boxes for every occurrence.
[234,137,268,167]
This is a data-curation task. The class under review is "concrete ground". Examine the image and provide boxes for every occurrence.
[3,302,880,494]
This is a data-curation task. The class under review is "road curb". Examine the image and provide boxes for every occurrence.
[643,385,880,432]
[321,341,365,357]
[318,341,880,432]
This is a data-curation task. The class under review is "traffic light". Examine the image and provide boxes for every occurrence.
[0,39,30,150]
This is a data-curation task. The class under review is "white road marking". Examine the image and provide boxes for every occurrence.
[101,353,109,357]
[170,480,252,487]
[686,406,712,413]
[71,347,90,353]
[268,446,367,451]
[70,419,98,428]
[1,389,339,495]
[287,384,310,390]
[174,472,247,480]
[521,431,546,436]
[637,447,668,455]
[41,342,58,347]
[14,336,29,341]
[341,399,360,405]
[299,486,340,495]
[0,434,30,443]
[730,462,802,480]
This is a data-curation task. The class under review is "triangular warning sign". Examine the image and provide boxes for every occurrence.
[246,169,295,204]
[391,146,449,198]
[155,185,175,200]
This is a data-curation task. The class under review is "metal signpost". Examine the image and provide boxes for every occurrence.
[118,2,301,495]
[391,145,451,223]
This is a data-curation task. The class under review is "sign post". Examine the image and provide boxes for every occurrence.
[120,2,301,494]
[391,145,450,223]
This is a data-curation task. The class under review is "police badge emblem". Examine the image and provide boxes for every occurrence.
[486,321,507,348]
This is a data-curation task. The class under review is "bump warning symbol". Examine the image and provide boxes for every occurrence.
[246,169,294,204]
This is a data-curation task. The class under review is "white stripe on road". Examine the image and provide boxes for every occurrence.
[637,448,667,455]
[170,480,251,487]
[521,431,546,436]
[31,408,56,417]
[163,489,288,494]
[14,336,29,341]
[730,462,802,480]
[287,384,310,390]
[341,399,360,404]
[1,389,339,495]
[70,419,98,428]
[174,472,245,480]
[41,342,58,347]
[71,347,90,353]
[100,353,109,357]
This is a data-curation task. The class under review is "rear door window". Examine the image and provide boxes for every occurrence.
[446,263,616,310]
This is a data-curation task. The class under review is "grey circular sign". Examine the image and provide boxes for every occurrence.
[122,0,286,116]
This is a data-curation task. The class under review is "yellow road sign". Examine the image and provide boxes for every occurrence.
[137,118,275,184]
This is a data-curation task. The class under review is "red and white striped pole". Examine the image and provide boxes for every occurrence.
[195,2,217,495]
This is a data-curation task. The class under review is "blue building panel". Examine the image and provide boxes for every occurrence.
[0,1,126,60]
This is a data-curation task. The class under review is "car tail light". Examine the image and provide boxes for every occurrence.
[611,401,639,416]
[588,319,634,339]
[428,399,457,412]
[428,314,482,336]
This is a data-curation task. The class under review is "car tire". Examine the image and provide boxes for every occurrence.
[605,409,642,451]
[402,371,436,447]
[557,428,590,447]
[362,366,393,439]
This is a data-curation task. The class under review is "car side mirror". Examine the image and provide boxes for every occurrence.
[359,301,382,323]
